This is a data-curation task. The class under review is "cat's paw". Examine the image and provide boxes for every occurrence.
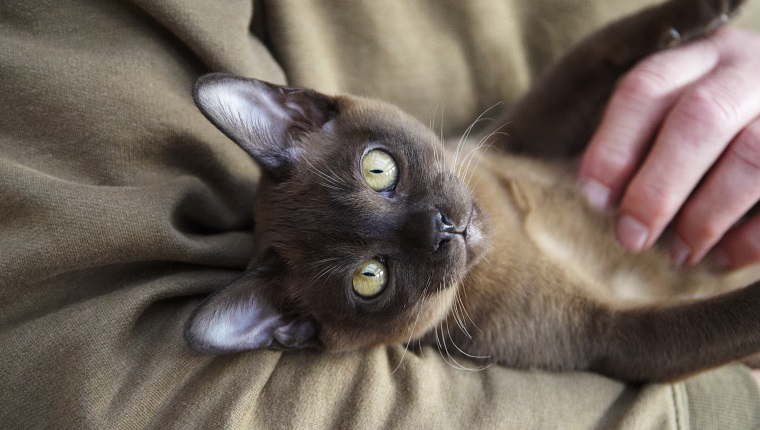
[660,0,746,48]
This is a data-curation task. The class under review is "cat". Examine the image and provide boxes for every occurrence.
[184,0,760,382]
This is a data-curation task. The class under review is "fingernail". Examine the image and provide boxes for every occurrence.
[616,215,649,252]
[671,236,691,267]
[579,178,611,210]
[709,250,732,272]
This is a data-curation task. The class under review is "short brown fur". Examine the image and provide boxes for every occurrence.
[185,0,760,382]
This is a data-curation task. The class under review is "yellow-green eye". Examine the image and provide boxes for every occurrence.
[352,258,388,298]
[362,150,398,192]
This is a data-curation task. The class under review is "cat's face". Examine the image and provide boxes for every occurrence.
[185,74,490,353]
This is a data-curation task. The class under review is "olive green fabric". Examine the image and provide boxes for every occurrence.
[2,0,760,428]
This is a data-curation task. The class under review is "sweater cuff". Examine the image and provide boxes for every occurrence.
[680,364,760,429]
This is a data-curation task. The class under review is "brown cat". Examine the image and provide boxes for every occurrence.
[185,0,760,382]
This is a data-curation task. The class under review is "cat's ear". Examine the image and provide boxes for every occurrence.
[184,270,319,353]
[193,73,339,177]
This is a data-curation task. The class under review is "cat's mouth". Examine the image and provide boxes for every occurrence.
[461,204,489,267]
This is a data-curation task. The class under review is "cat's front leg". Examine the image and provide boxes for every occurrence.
[484,0,746,159]
[660,0,746,47]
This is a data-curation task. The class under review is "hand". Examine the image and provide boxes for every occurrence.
[577,27,760,270]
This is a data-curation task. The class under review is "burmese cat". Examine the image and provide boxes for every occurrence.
[185,0,760,382]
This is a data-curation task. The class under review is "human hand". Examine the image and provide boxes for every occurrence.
[577,27,760,270]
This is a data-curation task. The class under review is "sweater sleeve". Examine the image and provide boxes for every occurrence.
[1,0,759,428]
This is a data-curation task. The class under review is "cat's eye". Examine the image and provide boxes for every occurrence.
[362,149,398,192]
[352,258,388,298]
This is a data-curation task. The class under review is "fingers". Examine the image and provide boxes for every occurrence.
[616,58,760,254]
[578,28,760,267]
[673,118,760,265]
[577,35,722,210]
[711,213,760,270]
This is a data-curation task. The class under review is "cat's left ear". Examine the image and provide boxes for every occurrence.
[193,73,339,177]
[184,270,319,353]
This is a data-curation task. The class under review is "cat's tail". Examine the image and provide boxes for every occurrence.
[591,280,760,382]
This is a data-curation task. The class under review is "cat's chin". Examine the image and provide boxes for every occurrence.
[462,203,490,269]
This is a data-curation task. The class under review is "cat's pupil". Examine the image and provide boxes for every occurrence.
[371,169,383,174]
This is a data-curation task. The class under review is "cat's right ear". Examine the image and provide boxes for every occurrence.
[193,73,339,178]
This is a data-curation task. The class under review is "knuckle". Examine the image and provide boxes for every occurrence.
[678,203,723,247]
[590,144,631,175]
[747,248,760,263]
[692,219,724,246]
[746,222,760,253]
[730,124,760,172]
[617,65,673,101]
[677,86,742,135]
[728,218,760,265]
[630,182,679,226]
[738,239,760,264]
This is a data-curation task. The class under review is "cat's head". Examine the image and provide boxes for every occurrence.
[185,74,490,353]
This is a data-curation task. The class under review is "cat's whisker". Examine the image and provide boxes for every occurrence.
[443,294,492,366]
[445,277,469,338]
[460,126,507,187]
[445,321,491,363]
[455,102,504,178]
[434,322,446,364]
[304,164,341,190]
[432,277,474,371]
[464,144,499,192]
[441,108,455,174]
[459,143,488,189]
[308,259,354,291]
[462,141,498,190]
[439,102,445,156]
[451,115,475,177]
[441,314,491,371]
[325,165,352,189]
[435,275,491,368]
[306,256,342,270]
[307,258,342,286]
[452,288,472,339]
[432,288,453,367]
[302,156,350,191]
[434,136,446,176]
[459,278,485,335]
[312,264,336,283]
[393,280,431,374]
[429,104,448,175]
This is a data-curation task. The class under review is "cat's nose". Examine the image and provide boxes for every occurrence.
[435,211,457,251]
[400,208,457,253]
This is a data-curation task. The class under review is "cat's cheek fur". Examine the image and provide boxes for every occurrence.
[317,287,459,351]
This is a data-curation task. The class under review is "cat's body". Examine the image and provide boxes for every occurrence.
[185,0,760,382]
[430,147,760,378]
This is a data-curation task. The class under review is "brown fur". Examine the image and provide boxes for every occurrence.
[185,0,760,382]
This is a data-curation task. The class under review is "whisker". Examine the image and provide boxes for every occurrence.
[393,279,431,373]
[454,102,504,178]
[302,156,351,191]
[452,289,472,339]
[442,309,491,369]
[459,125,508,188]
[459,278,485,335]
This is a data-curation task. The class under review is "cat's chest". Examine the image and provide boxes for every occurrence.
[469,151,752,304]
